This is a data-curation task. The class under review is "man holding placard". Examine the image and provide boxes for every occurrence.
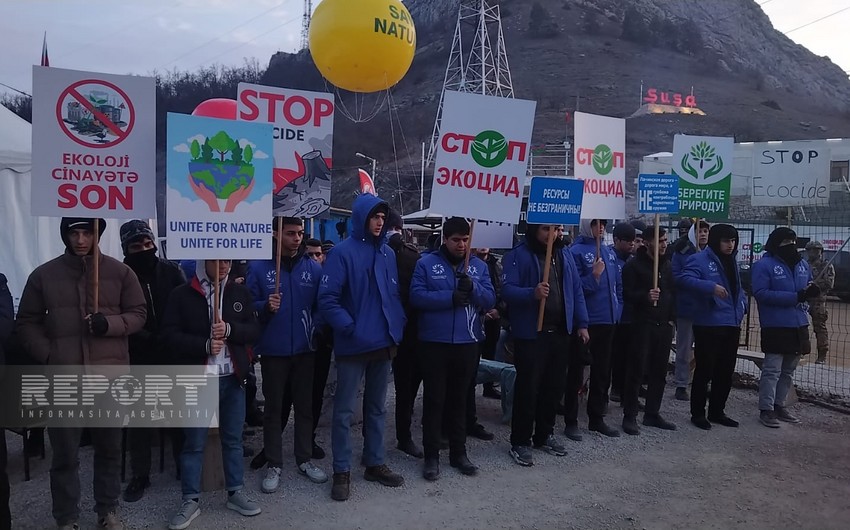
[620,225,678,435]
[503,224,589,466]
[16,218,147,530]
[411,217,496,480]
[565,219,623,439]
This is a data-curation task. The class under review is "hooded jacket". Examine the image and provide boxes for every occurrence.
[752,228,812,329]
[568,220,623,325]
[246,248,322,357]
[502,227,589,340]
[161,272,259,382]
[317,193,405,356]
[410,248,496,344]
[680,247,747,328]
[16,237,147,367]
[671,233,700,320]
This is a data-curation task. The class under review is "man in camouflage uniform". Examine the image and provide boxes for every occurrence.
[805,241,834,364]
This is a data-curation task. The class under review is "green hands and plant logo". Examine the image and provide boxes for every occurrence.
[470,130,508,168]
[679,141,725,183]
[592,144,614,175]
[188,130,256,212]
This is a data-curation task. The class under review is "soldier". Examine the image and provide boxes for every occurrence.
[805,241,834,365]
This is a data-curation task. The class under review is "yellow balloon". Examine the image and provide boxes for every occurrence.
[309,0,417,93]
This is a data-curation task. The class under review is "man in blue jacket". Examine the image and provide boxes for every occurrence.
[680,224,747,430]
[671,219,709,401]
[318,193,405,501]
[503,224,589,467]
[411,217,496,480]
[565,219,623,439]
[752,227,817,428]
[247,217,327,494]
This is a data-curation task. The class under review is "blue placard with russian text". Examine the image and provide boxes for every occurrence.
[638,173,679,214]
[526,177,584,225]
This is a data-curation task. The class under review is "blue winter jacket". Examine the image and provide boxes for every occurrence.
[679,247,747,328]
[569,233,622,325]
[246,252,322,357]
[410,249,496,344]
[317,193,405,356]
[611,245,633,323]
[671,242,701,320]
[502,242,589,340]
[751,253,812,328]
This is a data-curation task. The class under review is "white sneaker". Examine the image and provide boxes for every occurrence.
[261,466,281,493]
[298,461,328,484]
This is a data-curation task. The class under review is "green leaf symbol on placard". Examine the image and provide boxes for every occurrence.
[470,130,508,168]
[592,144,613,175]
[690,141,716,170]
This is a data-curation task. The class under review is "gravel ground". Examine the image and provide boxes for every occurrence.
[6,380,850,529]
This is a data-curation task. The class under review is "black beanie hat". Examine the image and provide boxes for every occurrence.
[613,222,636,242]
[119,220,156,256]
[442,217,470,238]
[61,217,106,250]
[708,224,738,254]
[765,227,797,255]
[387,211,404,231]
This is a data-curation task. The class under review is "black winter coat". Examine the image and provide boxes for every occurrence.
[161,277,259,383]
[126,258,186,364]
[622,247,676,325]
[388,233,420,315]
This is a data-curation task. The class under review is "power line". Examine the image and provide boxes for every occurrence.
[0,82,31,98]
[191,15,301,69]
[784,5,850,34]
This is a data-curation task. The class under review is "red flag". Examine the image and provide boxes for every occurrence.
[40,32,49,67]
[358,168,376,195]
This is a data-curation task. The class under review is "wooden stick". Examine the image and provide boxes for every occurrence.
[652,214,660,307]
[213,259,220,324]
[537,225,557,332]
[274,219,283,295]
[93,218,100,313]
[464,219,476,271]
[595,220,602,259]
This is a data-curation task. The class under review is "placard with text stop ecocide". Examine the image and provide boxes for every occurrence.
[750,141,831,206]
[31,66,156,217]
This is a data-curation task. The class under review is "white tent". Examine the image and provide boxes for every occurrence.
[0,104,126,306]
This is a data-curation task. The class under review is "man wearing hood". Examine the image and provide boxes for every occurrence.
[752,227,816,428]
[671,219,710,401]
[246,217,327,494]
[162,259,262,529]
[620,225,678,434]
[680,224,748,430]
[118,220,187,503]
[411,217,496,480]
[503,224,589,467]
[16,217,147,530]
[565,219,623,438]
[318,193,406,501]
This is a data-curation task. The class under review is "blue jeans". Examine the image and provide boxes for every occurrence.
[476,359,516,423]
[674,319,694,388]
[332,358,390,473]
[181,375,245,499]
[758,354,800,411]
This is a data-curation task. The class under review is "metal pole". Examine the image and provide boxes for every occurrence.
[420,142,426,210]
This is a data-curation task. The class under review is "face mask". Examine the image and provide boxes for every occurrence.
[775,244,800,266]
[126,248,158,273]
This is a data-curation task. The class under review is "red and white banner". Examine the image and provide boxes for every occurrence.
[31,66,156,217]
[358,169,376,195]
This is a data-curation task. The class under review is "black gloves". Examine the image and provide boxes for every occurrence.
[457,273,473,292]
[452,290,470,307]
[805,284,822,298]
[89,312,109,336]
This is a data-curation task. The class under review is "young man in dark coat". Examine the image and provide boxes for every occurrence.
[162,260,261,529]
[119,220,187,502]
[621,225,677,435]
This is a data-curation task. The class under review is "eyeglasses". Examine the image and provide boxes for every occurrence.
[307,251,323,257]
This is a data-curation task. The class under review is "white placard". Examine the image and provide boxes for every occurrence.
[750,141,831,206]
[573,112,625,219]
[31,66,156,218]
[473,220,514,249]
[429,91,536,224]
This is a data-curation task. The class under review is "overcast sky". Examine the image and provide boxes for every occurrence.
[1,0,848,97]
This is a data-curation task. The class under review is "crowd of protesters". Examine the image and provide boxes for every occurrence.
[0,193,825,530]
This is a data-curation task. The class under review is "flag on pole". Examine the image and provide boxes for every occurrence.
[40,32,49,67]
[358,168,376,195]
